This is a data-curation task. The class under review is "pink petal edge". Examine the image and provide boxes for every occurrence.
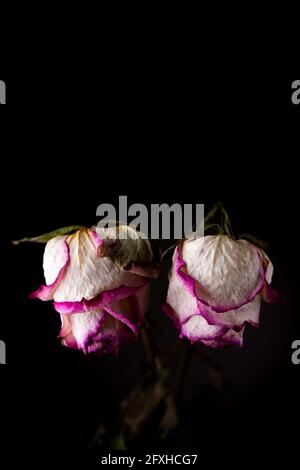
[53,281,149,314]
[29,241,70,301]
[175,244,266,314]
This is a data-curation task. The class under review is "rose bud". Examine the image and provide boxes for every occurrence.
[30,226,159,354]
[163,235,277,348]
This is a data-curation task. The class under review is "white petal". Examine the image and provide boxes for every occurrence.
[68,298,137,352]
[181,315,226,341]
[166,251,198,324]
[258,248,274,284]
[43,235,68,285]
[202,326,245,348]
[203,295,261,328]
[53,229,130,302]
[182,236,263,309]
[67,309,104,349]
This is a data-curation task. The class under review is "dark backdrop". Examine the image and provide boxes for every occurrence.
[0,76,299,465]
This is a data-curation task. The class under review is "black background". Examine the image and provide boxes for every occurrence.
[0,74,299,466]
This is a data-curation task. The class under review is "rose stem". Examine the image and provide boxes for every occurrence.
[173,341,194,410]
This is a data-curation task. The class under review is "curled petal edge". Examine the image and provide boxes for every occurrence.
[162,303,229,341]
[174,243,270,316]
[53,281,149,314]
[29,241,70,301]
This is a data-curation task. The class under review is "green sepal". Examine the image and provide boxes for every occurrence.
[12,225,84,245]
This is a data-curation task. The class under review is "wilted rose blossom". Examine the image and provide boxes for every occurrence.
[163,235,277,348]
[30,226,158,354]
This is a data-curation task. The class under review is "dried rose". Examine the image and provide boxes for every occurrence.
[163,235,276,348]
[30,226,158,354]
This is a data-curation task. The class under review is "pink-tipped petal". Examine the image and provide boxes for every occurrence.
[258,248,274,285]
[104,304,138,335]
[202,326,245,348]
[62,309,105,351]
[29,238,70,301]
[180,314,228,342]
[52,229,122,302]
[53,229,149,303]
[165,249,198,325]
[58,296,140,353]
[163,235,275,349]
[59,314,78,349]
[197,296,261,328]
[59,313,72,337]
[255,248,279,303]
[31,225,155,356]
[177,241,265,314]
[53,282,149,314]
[84,311,134,355]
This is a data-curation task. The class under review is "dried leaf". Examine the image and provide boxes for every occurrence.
[12,225,84,245]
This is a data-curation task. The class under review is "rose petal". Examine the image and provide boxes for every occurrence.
[53,282,149,314]
[104,304,138,335]
[59,296,139,353]
[180,314,228,342]
[202,326,245,348]
[53,229,145,302]
[85,311,134,355]
[62,309,105,350]
[59,314,78,349]
[258,248,274,284]
[197,296,261,328]
[29,237,70,301]
[181,237,265,313]
[162,236,274,349]
[165,250,198,325]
